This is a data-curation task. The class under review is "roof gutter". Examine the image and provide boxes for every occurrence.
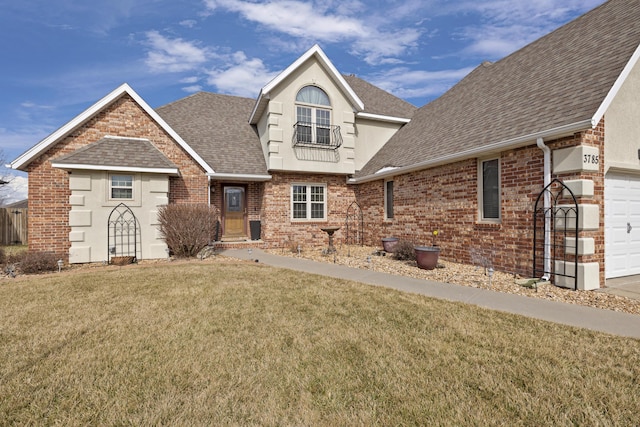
[536,137,552,280]
[50,162,180,176]
[348,119,592,184]
[207,173,272,182]
[356,112,411,124]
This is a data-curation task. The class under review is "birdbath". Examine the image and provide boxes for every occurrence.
[320,226,340,254]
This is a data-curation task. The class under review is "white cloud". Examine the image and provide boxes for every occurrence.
[368,66,475,101]
[439,0,604,59]
[182,85,203,93]
[206,51,279,97]
[144,31,209,73]
[0,127,51,162]
[180,76,200,84]
[0,174,28,205]
[203,0,421,65]
[180,19,198,28]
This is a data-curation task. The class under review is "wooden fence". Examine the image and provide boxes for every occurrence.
[0,208,27,245]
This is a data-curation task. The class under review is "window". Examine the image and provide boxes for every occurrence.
[295,86,331,145]
[291,184,326,220]
[385,180,394,219]
[479,158,500,221]
[110,174,133,199]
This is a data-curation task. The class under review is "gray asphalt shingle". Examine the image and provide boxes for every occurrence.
[53,137,177,170]
[357,0,640,178]
[156,92,267,176]
[343,74,417,119]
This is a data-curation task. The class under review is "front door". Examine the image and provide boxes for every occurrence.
[223,186,246,239]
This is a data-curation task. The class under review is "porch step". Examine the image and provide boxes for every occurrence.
[211,240,266,250]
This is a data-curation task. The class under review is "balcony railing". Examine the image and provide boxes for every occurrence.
[292,122,342,150]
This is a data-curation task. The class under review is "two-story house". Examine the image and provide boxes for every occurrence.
[10,0,640,291]
[9,44,415,265]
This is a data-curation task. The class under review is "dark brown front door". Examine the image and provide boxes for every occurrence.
[223,186,246,239]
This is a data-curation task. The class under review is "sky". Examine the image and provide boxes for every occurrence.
[0,0,606,204]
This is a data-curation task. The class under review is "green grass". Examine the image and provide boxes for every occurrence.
[1,260,639,425]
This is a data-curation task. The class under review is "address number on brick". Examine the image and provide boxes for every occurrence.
[583,154,599,165]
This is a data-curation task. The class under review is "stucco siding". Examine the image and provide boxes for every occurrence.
[605,60,640,174]
[68,172,169,263]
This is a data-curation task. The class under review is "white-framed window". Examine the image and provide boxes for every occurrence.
[478,158,501,222]
[109,174,134,200]
[384,180,394,220]
[291,183,326,221]
[295,86,331,145]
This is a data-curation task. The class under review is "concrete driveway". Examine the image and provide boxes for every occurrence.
[602,275,640,300]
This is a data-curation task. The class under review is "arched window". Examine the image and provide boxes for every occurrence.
[296,86,330,106]
[295,86,331,145]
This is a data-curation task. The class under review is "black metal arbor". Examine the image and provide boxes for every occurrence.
[107,203,140,264]
[344,201,364,246]
[533,179,579,290]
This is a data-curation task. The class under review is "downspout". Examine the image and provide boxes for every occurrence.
[207,176,211,206]
[536,137,551,280]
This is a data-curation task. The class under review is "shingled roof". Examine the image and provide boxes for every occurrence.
[357,0,640,179]
[52,136,178,174]
[344,74,416,119]
[157,92,268,177]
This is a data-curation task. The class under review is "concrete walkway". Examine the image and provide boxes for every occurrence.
[222,248,640,340]
[601,275,640,300]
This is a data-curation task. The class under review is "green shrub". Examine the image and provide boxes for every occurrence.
[17,251,60,274]
[393,240,416,261]
[158,204,219,258]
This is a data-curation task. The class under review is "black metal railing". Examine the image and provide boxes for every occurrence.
[292,122,342,149]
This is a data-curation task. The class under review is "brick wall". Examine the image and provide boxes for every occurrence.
[261,172,356,250]
[355,129,605,278]
[26,94,207,260]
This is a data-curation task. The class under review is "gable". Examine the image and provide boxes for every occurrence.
[249,45,364,125]
[10,83,212,174]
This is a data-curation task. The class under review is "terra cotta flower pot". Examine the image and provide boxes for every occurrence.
[415,246,440,270]
[382,237,399,252]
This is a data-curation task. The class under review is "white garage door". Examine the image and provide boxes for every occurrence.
[605,173,640,278]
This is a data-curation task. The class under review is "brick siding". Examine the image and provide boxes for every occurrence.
[26,94,207,260]
[260,172,357,250]
[355,127,605,279]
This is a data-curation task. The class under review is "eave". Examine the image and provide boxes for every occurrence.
[10,83,214,174]
[349,119,593,184]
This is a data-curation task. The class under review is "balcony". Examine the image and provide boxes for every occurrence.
[292,122,342,150]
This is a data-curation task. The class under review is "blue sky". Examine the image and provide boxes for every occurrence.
[0,0,605,203]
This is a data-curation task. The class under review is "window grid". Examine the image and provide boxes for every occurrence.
[295,86,331,146]
[291,184,326,220]
[110,175,133,200]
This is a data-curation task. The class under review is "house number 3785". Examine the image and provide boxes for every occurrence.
[584,154,599,165]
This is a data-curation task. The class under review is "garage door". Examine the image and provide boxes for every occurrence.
[605,173,640,278]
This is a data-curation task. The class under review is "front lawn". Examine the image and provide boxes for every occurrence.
[1,260,638,425]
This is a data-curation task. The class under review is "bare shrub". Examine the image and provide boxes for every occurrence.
[393,240,416,261]
[17,251,59,274]
[0,247,5,265]
[158,204,218,258]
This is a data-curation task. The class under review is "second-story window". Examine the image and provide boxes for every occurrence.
[295,86,331,145]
